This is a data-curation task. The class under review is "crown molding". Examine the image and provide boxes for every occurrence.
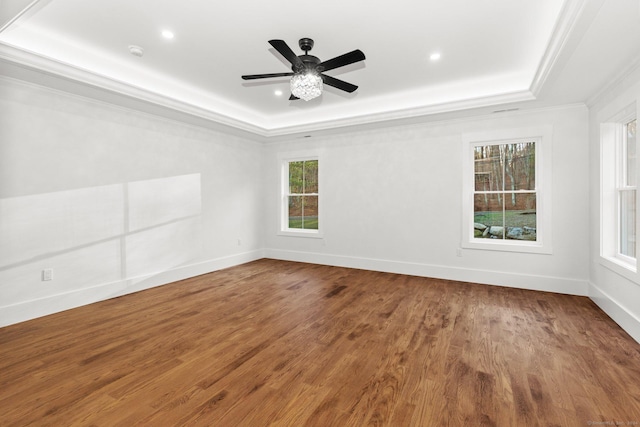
[586,52,640,108]
[264,103,588,146]
[263,90,536,138]
[0,0,41,33]
[0,42,270,137]
[530,0,598,96]
[1,41,547,140]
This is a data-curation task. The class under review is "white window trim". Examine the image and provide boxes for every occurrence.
[600,104,637,278]
[616,118,636,262]
[461,126,553,254]
[277,152,323,238]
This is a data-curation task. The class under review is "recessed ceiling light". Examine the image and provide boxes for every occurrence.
[274,90,283,96]
[161,30,175,40]
[429,52,441,61]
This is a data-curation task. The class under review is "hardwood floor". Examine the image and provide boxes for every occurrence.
[1,259,640,426]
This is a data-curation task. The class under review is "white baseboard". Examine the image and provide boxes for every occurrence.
[0,249,264,328]
[589,281,640,344]
[264,249,589,296]
[2,248,595,330]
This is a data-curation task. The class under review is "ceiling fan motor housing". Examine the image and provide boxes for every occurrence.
[294,55,321,73]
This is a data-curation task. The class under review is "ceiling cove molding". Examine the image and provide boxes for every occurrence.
[1,42,537,139]
[0,42,269,137]
[586,52,640,108]
[0,73,269,147]
[264,90,536,138]
[0,0,42,33]
[267,104,588,146]
[530,0,591,96]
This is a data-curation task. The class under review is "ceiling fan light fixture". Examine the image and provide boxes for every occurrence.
[290,71,323,101]
[242,38,365,102]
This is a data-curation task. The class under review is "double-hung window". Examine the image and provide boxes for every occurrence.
[601,106,637,275]
[617,117,637,261]
[280,157,321,236]
[462,126,552,254]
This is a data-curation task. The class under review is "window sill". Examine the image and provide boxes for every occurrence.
[278,229,324,239]
[600,255,637,282]
[461,239,551,254]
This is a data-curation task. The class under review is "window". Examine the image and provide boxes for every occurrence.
[280,157,321,236]
[601,106,637,274]
[473,141,537,241]
[618,118,636,260]
[462,126,552,254]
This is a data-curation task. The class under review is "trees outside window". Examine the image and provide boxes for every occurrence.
[473,141,537,241]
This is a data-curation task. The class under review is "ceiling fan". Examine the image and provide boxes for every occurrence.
[241,38,365,101]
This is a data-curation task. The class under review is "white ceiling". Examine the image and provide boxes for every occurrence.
[1,0,639,139]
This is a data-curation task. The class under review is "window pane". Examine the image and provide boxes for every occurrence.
[302,195,319,229]
[474,193,504,239]
[474,145,503,191]
[304,160,318,193]
[620,189,636,258]
[288,195,319,229]
[504,142,535,191]
[285,159,319,232]
[627,119,637,186]
[504,193,537,241]
[288,195,303,229]
[289,161,303,194]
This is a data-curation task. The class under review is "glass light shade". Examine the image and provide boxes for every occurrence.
[290,72,323,101]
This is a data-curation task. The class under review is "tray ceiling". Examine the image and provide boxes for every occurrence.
[1,0,639,138]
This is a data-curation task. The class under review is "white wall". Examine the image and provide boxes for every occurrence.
[5,72,627,341]
[264,105,590,296]
[588,66,640,343]
[0,77,264,326]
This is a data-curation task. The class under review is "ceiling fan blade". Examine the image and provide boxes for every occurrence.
[289,94,299,100]
[318,49,365,72]
[242,72,294,80]
[269,39,304,69]
[321,74,358,93]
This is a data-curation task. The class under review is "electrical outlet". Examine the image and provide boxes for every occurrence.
[42,268,53,281]
[456,248,463,257]
[237,238,242,246]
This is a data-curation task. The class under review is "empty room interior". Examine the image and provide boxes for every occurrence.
[2,0,640,425]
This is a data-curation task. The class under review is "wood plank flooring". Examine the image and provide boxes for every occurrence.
[1,259,640,426]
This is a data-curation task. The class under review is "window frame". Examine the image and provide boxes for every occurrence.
[601,105,637,276]
[461,126,552,254]
[616,117,637,263]
[278,153,323,238]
